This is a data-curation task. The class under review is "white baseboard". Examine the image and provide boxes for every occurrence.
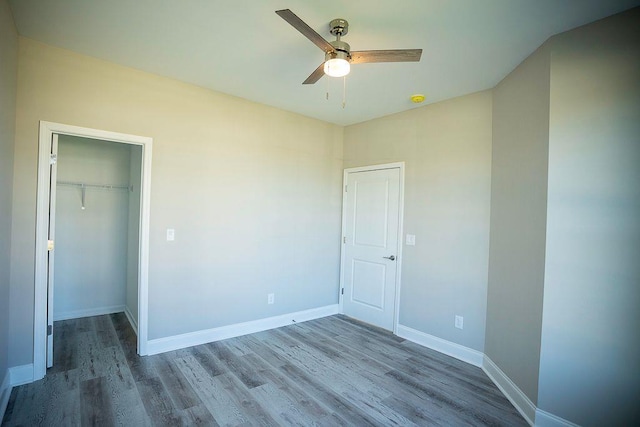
[1,364,35,420]
[534,408,579,427]
[53,305,125,321]
[0,369,10,422]
[124,305,138,336]
[9,364,33,387]
[482,355,535,425]
[147,304,340,356]
[396,324,484,367]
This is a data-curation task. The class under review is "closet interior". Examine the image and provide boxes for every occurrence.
[53,135,142,333]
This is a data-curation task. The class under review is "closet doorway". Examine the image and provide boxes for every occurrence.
[34,121,152,380]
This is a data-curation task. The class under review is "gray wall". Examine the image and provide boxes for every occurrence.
[9,38,343,365]
[538,8,640,425]
[485,44,550,404]
[126,145,142,330]
[0,0,18,384]
[344,91,493,351]
[53,136,132,319]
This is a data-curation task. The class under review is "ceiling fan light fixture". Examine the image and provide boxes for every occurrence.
[324,57,351,77]
[275,9,422,85]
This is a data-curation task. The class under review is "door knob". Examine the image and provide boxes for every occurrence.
[383,255,396,261]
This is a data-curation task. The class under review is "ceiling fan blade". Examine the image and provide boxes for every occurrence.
[350,49,423,64]
[303,63,326,85]
[276,9,336,54]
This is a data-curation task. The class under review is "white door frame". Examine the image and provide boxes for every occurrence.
[34,121,153,380]
[338,162,405,334]
[46,134,59,368]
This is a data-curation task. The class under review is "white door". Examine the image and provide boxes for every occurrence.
[342,166,402,331]
[46,133,59,368]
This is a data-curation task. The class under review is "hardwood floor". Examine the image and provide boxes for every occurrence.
[2,313,527,426]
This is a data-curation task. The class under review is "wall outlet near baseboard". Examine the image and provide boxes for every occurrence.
[455,315,464,329]
[267,293,275,305]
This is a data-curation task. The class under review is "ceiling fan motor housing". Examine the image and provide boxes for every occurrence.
[326,40,351,62]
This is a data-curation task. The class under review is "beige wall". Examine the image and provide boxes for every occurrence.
[10,38,343,366]
[344,91,492,352]
[0,0,18,384]
[539,8,640,425]
[485,43,550,405]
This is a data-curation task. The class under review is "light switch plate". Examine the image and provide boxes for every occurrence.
[166,229,175,241]
[406,234,416,246]
[455,315,464,329]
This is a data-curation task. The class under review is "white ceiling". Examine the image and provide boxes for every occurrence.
[8,0,640,126]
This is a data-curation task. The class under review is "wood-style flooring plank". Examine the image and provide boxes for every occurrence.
[93,314,120,349]
[177,403,220,426]
[207,341,267,389]
[136,376,184,426]
[110,388,152,427]
[244,353,330,420]
[50,319,78,373]
[80,376,115,426]
[174,354,250,426]
[153,353,203,411]
[188,345,226,377]
[215,372,279,425]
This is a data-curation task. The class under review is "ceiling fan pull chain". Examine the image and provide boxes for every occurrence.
[326,75,330,100]
[342,76,347,109]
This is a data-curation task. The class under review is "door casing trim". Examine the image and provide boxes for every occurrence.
[34,121,153,380]
[338,162,405,333]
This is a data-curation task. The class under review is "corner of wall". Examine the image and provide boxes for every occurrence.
[485,36,551,408]
[482,355,536,425]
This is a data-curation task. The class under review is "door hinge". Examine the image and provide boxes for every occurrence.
[341,288,344,295]
[344,185,347,192]
[49,154,57,165]
[47,325,52,336]
[343,236,346,244]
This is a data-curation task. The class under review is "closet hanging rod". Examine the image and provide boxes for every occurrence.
[56,181,133,191]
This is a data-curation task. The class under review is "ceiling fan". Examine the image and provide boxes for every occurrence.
[276,9,422,84]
